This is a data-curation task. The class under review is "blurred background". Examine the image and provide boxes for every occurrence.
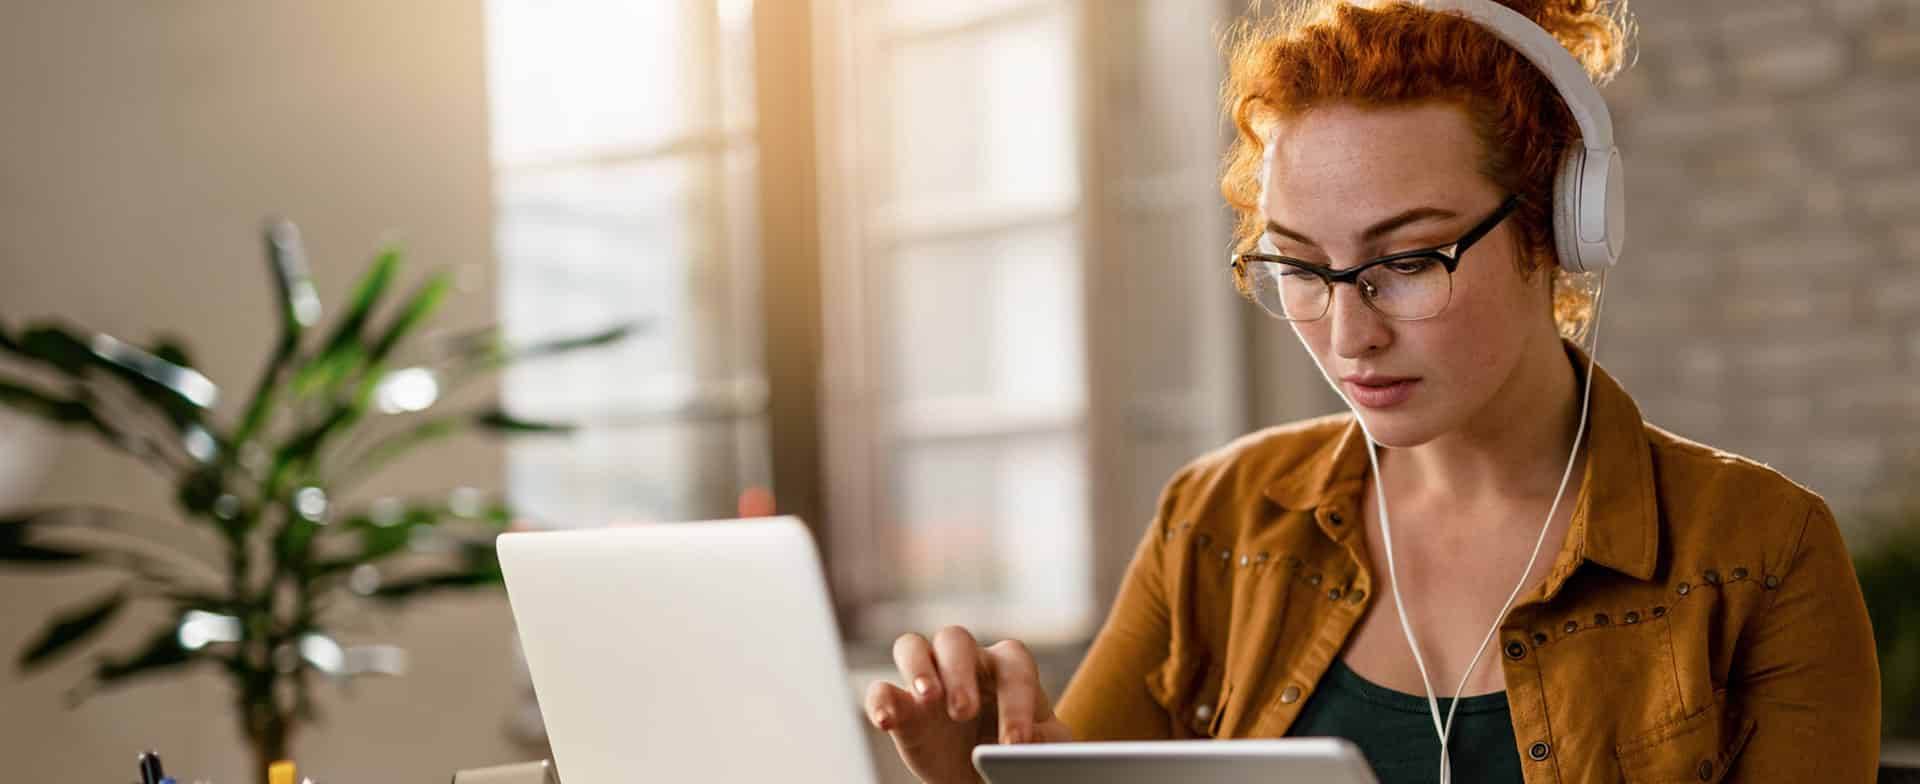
[0,0,1915,781]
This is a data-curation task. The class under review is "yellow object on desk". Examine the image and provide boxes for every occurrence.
[268,761,295,784]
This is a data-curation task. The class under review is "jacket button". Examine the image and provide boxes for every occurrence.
[1328,588,1343,600]
[1624,611,1640,624]
[1731,567,1748,580]
[1528,741,1551,761]
[1677,582,1692,596]
[1194,703,1213,723]
[1594,613,1611,625]
[1220,548,1233,562]
[1348,589,1367,605]
[1531,632,1548,645]
[1563,620,1578,634]
[1328,512,1344,526]
[1504,641,1527,660]
[1240,555,1251,567]
[1308,574,1324,586]
[1764,575,1781,589]
[1198,534,1211,547]
[1704,569,1722,585]
[1652,606,1667,617]
[1698,758,1714,780]
[1280,685,1303,704]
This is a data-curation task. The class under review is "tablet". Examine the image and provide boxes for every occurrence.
[973,738,1379,784]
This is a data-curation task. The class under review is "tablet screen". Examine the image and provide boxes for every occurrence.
[974,738,1379,784]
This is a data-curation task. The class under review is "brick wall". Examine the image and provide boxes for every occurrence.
[1598,0,1920,529]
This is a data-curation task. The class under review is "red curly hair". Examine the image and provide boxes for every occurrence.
[1220,0,1634,337]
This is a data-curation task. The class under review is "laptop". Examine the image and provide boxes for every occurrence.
[497,517,878,784]
[500,517,1379,784]
[449,760,556,784]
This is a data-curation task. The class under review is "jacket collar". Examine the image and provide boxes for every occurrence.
[1262,338,1660,582]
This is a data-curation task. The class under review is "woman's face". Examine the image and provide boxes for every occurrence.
[1259,101,1551,447]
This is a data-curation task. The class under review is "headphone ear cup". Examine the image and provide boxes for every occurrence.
[1553,148,1586,273]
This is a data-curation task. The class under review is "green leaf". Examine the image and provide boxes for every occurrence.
[364,271,452,369]
[0,379,113,431]
[331,407,571,491]
[264,219,323,337]
[5,323,217,430]
[465,322,642,366]
[0,508,218,585]
[474,409,574,434]
[147,335,196,374]
[233,223,332,448]
[295,248,401,395]
[314,494,513,574]
[0,520,94,565]
[272,405,360,481]
[18,590,128,671]
[364,567,502,602]
[11,324,93,374]
[364,527,506,602]
[87,332,220,421]
[92,624,196,686]
[0,511,111,566]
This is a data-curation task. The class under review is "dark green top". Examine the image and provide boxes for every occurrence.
[1286,658,1525,784]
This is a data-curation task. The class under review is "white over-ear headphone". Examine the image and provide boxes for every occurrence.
[1418,0,1627,273]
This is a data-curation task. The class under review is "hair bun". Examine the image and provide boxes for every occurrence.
[1491,0,1635,84]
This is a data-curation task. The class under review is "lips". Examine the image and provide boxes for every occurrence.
[1339,375,1420,409]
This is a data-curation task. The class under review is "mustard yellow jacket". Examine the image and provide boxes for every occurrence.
[1056,343,1881,782]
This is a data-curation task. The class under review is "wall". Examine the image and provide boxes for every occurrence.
[1601,0,1920,525]
[0,1,534,780]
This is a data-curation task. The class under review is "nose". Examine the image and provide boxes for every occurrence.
[1327,283,1392,359]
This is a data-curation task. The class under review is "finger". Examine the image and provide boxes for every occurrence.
[864,679,917,733]
[932,625,983,721]
[892,632,943,704]
[984,639,1048,744]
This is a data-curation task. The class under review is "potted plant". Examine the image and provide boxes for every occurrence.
[0,220,634,782]
[1856,499,1920,742]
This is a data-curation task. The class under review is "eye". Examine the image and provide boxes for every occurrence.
[1383,257,1436,275]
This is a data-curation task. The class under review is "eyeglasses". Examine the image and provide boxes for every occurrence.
[1229,194,1522,322]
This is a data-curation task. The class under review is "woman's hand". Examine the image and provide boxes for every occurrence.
[864,626,1075,784]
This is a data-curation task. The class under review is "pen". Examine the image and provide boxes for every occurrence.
[138,751,165,784]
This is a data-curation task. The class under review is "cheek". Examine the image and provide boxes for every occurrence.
[1288,320,1331,361]
[1416,260,1533,375]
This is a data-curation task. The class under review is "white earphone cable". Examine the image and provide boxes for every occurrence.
[1296,270,1607,784]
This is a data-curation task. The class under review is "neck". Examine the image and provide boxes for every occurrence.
[1378,329,1588,511]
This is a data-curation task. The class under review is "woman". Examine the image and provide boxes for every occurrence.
[863,1,1881,781]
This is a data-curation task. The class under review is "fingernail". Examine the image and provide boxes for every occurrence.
[913,676,933,696]
[948,695,968,720]
[873,709,893,730]
[1003,727,1026,745]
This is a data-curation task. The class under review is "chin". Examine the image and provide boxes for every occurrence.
[1347,409,1446,448]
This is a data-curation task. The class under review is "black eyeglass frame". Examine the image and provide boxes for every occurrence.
[1229,193,1524,322]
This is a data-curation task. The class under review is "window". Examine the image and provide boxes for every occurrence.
[486,0,769,527]
[816,0,1095,643]
[484,0,1253,653]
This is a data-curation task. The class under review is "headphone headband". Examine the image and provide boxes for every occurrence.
[1412,0,1614,151]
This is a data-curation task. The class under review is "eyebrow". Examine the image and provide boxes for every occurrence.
[1265,206,1462,250]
